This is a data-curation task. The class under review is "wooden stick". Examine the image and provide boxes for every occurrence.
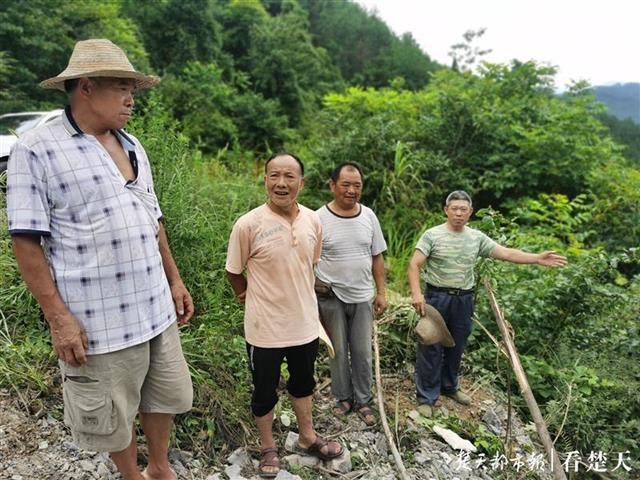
[483,278,567,480]
[373,320,411,480]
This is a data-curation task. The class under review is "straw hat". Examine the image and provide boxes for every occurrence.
[40,39,159,91]
[415,304,455,347]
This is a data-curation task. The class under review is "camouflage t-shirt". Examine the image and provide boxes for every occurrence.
[415,223,497,290]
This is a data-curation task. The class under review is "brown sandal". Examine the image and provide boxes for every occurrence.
[258,447,280,478]
[298,435,344,460]
[356,404,376,426]
[334,399,352,417]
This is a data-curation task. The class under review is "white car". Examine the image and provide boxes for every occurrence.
[0,109,64,175]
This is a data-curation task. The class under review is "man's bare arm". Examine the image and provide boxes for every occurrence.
[12,235,88,366]
[372,253,386,315]
[491,245,567,267]
[407,249,428,316]
[158,223,194,324]
[226,271,247,304]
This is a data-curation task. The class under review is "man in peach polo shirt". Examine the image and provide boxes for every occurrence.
[226,152,343,478]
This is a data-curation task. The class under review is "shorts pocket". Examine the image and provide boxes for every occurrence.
[63,378,116,435]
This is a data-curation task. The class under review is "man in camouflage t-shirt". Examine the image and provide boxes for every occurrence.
[407,191,567,416]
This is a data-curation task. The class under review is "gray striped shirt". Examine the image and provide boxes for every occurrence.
[316,204,387,303]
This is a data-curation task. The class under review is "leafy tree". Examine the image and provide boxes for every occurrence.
[246,2,341,124]
[0,0,149,112]
[598,113,640,164]
[301,0,439,89]
[155,62,288,153]
[221,0,269,68]
[121,0,225,74]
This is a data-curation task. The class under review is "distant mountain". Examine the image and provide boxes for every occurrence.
[592,83,640,124]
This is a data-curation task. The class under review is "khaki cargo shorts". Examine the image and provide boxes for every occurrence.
[59,322,193,452]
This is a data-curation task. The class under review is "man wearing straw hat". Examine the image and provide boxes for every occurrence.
[407,190,567,417]
[6,39,193,480]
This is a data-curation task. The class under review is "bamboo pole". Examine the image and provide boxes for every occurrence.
[373,319,411,480]
[483,278,567,480]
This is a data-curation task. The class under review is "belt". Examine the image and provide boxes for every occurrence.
[426,283,474,296]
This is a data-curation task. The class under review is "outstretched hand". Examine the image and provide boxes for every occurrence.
[537,251,568,267]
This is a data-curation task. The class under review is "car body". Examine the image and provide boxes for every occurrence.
[0,109,64,175]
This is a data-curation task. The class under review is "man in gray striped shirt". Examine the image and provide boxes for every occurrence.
[316,163,387,426]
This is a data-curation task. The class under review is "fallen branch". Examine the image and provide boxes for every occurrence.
[373,320,411,480]
[484,278,567,480]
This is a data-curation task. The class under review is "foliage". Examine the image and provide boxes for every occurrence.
[301,0,440,89]
[121,0,225,75]
[598,112,640,164]
[0,0,149,113]
[245,1,341,125]
[153,62,289,154]
[587,161,640,249]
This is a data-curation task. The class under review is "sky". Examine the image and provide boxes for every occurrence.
[355,0,639,89]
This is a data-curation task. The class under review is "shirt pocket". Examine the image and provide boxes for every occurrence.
[63,376,116,435]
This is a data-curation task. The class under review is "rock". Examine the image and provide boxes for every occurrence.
[414,450,430,465]
[433,426,477,452]
[283,453,320,468]
[224,463,246,480]
[205,475,223,480]
[374,434,388,457]
[38,441,48,450]
[482,408,503,435]
[79,459,95,472]
[284,431,299,453]
[407,409,420,421]
[274,471,302,480]
[325,448,352,474]
[228,447,253,468]
[172,459,189,477]
[96,462,110,479]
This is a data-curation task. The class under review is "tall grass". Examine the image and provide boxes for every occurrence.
[129,103,267,453]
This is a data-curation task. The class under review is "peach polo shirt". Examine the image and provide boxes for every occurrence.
[226,203,322,348]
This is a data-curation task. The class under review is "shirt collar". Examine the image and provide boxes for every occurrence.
[62,106,136,152]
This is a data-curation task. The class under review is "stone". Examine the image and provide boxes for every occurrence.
[274,471,302,480]
[224,463,246,480]
[38,441,48,450]
[374,434,388,457]
[172,459,189,477]
[228,447,253,468]
[283,453,320,468]
[433,426,477,452]
[205,475,223,480]
[407,409,420,421]
[79,459,95,472]
[482,408,503,435]
[414,451,430,465]
[96,463,110,479]
[325,448,352,474]
[284,431,299,453]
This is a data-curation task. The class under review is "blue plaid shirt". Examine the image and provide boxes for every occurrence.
[6,108,176,354]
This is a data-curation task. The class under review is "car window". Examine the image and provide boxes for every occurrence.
[0,115,42,135]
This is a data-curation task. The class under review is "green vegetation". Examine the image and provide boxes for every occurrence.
[1,0,638,475]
